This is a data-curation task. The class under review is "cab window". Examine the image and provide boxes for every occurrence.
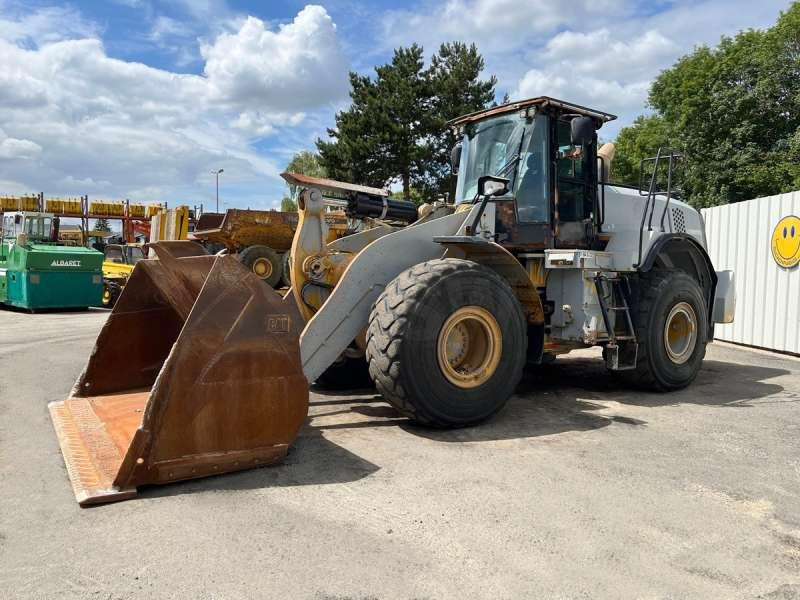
[105,246,124,263]
[128,246,144,263]
[24,217,51,241]
[2,216,16,239]
[514,115,549,223]
[556,120,592,222]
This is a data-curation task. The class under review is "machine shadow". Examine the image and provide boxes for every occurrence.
[347,356,789,443]
[139,356,790,499]
[138,426,380,501]
[525,356,789,408]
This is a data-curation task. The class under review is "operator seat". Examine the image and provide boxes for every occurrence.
[597,143,615,182]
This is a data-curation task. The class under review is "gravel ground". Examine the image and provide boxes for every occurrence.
[1,308,799,599]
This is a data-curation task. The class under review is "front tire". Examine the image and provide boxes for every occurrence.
[619,271,708,391]
[366,258,527,427]
[101,280,122,308]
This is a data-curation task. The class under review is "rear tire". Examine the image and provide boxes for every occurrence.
[616,271,708,391]
[366,258,527,427]
[238,245,282,288]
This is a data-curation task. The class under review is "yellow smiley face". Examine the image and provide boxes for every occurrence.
[771,215,800,268]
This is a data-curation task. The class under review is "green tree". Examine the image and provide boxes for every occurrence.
[280,197,298,212]
[317,43,496,203]
[318,45,432,201]
[425,42,497,200]
[94,218,111,232]
[286,150,326,179]
[615,4,800,207]
[613,115,673,186]
[281,150,327,210]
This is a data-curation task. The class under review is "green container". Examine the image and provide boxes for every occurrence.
[0,243,103,310]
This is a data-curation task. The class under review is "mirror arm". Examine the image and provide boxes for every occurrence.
[470,194,491,237]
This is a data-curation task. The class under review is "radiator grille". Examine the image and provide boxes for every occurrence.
[672,207,686,233]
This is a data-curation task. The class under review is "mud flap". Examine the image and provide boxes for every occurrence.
[49,242,308,506]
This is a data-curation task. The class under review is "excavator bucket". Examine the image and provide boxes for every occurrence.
[49,241,308,506]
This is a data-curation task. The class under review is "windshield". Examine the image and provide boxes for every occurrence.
[454,113,550,223]
[2,216,16,240]
[24,216,52,241]
[129,246,144,263]
[455,114,526,202]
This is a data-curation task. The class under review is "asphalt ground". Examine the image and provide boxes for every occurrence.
[1,308,799,599]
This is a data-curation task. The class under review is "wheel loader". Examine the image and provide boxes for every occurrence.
[100,243,146,307]
[49,96,736,505]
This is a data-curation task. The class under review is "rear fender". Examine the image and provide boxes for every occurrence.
[640,233,717,336]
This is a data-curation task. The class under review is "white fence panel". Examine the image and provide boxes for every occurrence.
[702,191,800,354]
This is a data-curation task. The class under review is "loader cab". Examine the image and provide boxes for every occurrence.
[104,244,145,266]
[451,97,616,251]
[2,212,58,244]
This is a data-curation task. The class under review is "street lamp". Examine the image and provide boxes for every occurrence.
[211,169,224,212]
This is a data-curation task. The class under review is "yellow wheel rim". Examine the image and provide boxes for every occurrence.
[252,257,273,279]
[437,306,502,388]
[664,301,697,364]
[102,287,111,306]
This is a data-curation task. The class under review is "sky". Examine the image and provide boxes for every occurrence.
[0,0,792,211]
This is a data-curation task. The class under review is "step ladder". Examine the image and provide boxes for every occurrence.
[594,276,638,370]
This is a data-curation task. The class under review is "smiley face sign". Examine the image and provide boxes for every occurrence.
[771,215,800,268]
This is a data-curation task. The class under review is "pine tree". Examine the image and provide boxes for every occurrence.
[317,43,496,203]
[425,42,497,200]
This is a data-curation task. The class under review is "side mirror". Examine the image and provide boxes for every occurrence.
[477,175,509,197]
[450,143,462,174]
[570,116,595,146]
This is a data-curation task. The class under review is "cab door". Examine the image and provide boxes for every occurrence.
[553,119,597,248]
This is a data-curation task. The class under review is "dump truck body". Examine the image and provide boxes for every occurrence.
[192,209,298,252]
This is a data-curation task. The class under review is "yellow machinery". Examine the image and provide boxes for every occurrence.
[149,206,190,248]
[100,244,145,307]
[191,194,361,288]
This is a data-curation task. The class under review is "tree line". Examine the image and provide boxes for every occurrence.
[614,3,800,207]
[284,4,799,210]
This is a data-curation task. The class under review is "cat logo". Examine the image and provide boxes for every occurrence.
[50,259,82,267]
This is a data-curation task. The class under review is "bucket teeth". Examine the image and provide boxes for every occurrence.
[49,398,137,506]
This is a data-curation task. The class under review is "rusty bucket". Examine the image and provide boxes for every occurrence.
[49,242,309,506]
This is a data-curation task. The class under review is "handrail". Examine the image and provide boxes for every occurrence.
[634,148,681,267]
[635,148,662,266]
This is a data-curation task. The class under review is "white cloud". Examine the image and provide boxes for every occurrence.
[380,0,791,137]
[0,5,349,207]
[0,128,42,160]
[202,6,348,112]
[382,0,629,54]
[513,29,677,118]
[149,16,193,43]
[0,5,99,45]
